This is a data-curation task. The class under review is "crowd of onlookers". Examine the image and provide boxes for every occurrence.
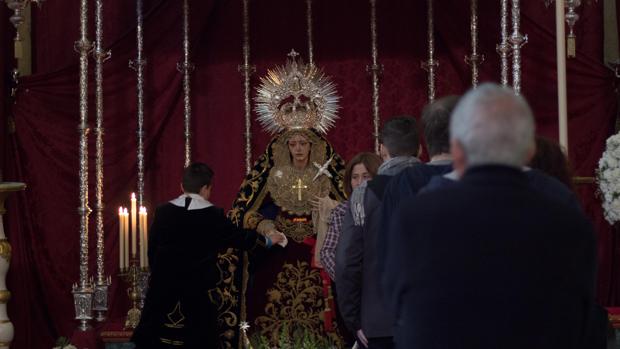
[318,83,604,349]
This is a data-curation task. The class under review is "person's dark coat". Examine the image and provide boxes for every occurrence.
[132,195,267,349]
[391,165,596,349]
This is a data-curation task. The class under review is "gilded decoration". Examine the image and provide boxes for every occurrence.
[0,240,11,262]
[266,164,331,216]
[164,302,185,329]
[274,216,314,243]
[228,130,346,232]
[125,308,141,329]
[0,291,10,304]
[254,261,324,343]
[211,248,242,349]
[254,51,340,135]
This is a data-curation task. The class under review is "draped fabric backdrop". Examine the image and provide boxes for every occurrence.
[0,1,618,348]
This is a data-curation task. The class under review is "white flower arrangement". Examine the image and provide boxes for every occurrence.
[597,133,620,224]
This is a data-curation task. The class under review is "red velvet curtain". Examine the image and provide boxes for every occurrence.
[1,1,618,348]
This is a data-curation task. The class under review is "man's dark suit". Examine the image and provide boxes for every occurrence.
[132,195,267,349]
[391,165,596,349]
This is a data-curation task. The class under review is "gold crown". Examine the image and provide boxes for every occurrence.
[255,50,340,135]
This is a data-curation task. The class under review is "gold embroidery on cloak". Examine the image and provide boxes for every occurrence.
[254,261,323,343]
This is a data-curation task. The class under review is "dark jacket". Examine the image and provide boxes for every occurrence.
[132,198,267,349]
[422,167,581,212]
[379,163,452,312]
[392,165,596,349]
[335,161,450,338]
[336,176,395,338]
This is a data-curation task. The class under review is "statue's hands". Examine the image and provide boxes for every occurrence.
[311,195,337,211]
[310,195,322,211]
[267,231,287,247]
[312,195,339,216]
[257,219,276,236]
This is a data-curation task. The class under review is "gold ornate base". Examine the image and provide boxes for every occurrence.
[124,307,141,329]
[120,260,149,330]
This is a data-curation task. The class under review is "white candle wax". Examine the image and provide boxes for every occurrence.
[118,207,124,270]
[131,193,137,257]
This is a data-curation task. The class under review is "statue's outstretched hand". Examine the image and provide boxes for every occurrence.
[310,196,321,211]
[268,231,287,247]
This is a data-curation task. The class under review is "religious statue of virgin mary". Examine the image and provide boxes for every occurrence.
[228,51,347,346]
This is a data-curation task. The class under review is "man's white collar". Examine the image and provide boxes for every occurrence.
[170,193,214,210]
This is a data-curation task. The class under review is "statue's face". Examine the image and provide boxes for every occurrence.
[287,134,311,166]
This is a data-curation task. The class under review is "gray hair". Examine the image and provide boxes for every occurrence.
[450,83,535,168]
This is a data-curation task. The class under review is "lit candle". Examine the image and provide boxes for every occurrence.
[118,207,124,270]
[131,193,137,257]
[144,208,148,268]
[123,208,129,266]
[139,206,146,268]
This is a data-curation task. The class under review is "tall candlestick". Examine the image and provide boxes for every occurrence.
[306,0,314,66]
[509,0,527,95]
[498,0,510,86]
[422,0,438,102]
[466,0,484,88]
[180,0,193,167]
[556,0,569,152]
[133,0,146,209]
[73,0,94,331]
[368,0,382,153]
[131,193,137,256]
[92,0,111,324]
[240,0,254,174]
[118,207,124,270]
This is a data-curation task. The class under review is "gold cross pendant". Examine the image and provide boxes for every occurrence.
[291,178,308,201]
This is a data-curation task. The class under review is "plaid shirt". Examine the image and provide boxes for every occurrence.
[320,201,349,281]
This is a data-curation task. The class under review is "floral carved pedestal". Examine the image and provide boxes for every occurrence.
[0,182,26,349]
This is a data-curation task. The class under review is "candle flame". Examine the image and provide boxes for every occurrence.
[118,207,123,214]
[131,192,136,200]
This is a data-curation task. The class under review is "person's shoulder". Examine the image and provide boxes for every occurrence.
[421,174,458,194]
[406,162,451,175]
[367,174,391,197]
[400,180,464,216]
[395,163,451,186]
[334,201,348,214]
[525,168,581,211]
[417,177,465,200]
[155,202,178,214]
[368,174,391,187]
[193,205,225,216]
[525,168,572,195]
[526,168,566,188]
